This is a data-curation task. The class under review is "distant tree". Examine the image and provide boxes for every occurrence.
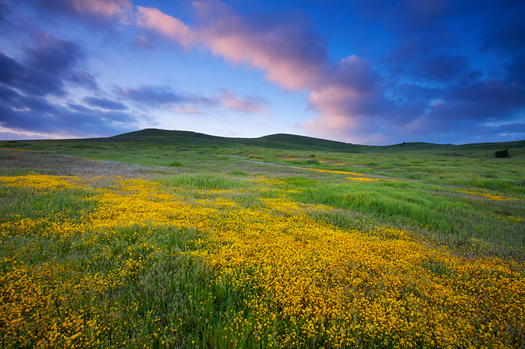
[494,148,510,158]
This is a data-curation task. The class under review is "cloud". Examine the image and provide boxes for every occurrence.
[385,45,482,84]
[0,33,143,138]
[134,3,391,138]
[0,85,140,137]
[417,79,525,127]
[12,0,525,144]
[135,2,329,90]
[484,4,525,55]
[137,2,500,144]
[0,34,97,97]
[115,85,219,108]
[135,6,195,49]
[21,0,132,30]
[220,89,269,114]
[0,1,9,22]
[115,84,269,115]
[0,130,50,140]
[82,96,128,110]
[299,0,525,143]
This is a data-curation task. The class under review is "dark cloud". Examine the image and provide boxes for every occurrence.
[330,55,380,93]
[483,3,525,54]
[0,52,23,86]
[483,4,525,85]
[0,33,142,138]
[493,122,525,134]
[0,35,97,97]
[116,85,219,108]
[446,80,525,108]
[418,79,525,125]
[3,0,524,144]
[299,0,525,143]
[0,85,56,113]
[507,57,525,84]
[385,45,481,84]
[349,0,461,42]
[0,78,19,100]
[0,0,9,22]
[82,96,128,110]
[0,85,140,137]
[67,103,92,113]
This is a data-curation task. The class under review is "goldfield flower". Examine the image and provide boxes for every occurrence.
[0,174,523,348]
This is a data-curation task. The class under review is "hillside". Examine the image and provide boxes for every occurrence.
[2,128,525,160]
[105,128,365,152]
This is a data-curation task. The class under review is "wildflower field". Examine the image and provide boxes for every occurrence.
[1,132,525,348]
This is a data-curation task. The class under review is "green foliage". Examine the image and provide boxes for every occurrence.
[287,179,525,249]
[495,148,510,158]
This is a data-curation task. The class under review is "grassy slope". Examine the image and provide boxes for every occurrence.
[1,130,525,348]
[2,129,524,252]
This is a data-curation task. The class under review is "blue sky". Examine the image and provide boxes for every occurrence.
[0,0,524,145]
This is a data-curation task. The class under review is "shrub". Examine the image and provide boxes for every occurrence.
[494,148,510,158]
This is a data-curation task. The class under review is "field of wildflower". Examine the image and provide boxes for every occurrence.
[1,138,525,348]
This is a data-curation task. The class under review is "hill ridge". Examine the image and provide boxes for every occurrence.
[107,128,525,152]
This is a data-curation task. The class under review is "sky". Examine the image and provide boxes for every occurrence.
[0,0,524,145]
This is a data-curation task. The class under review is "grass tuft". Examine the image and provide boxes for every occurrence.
[156,173,249,190]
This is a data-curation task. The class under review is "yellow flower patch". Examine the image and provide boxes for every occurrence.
[457,189,519,202]
[306,168,364,176]
[347,177,379,182]
[1,174,524,348]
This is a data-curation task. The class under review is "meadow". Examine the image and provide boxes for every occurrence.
[1,130,524,348]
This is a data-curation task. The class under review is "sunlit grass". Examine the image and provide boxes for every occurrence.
[1,173,524,348]
[1,136,524,348]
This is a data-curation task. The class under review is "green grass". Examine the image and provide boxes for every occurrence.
[280,176,524,251]
[2,132,525,250]
[1,132,525,347]
[156,174,250,190]
[2,129,524,254]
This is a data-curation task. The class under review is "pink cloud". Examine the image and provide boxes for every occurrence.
[171,105,203,116]
[26,0,132,24]
[74,0,131,18]
[199,23,325,90]
[133,2,387,142]
[220,89,269,114]
[135,1,329,90]
[300,55,384,138]
[135,6,195,49]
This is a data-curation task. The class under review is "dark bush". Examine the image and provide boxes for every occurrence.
[494,148,510,158]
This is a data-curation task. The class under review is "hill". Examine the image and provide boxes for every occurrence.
[2,128,524,158]
[106,128,525,154]
[105,128,367,152]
